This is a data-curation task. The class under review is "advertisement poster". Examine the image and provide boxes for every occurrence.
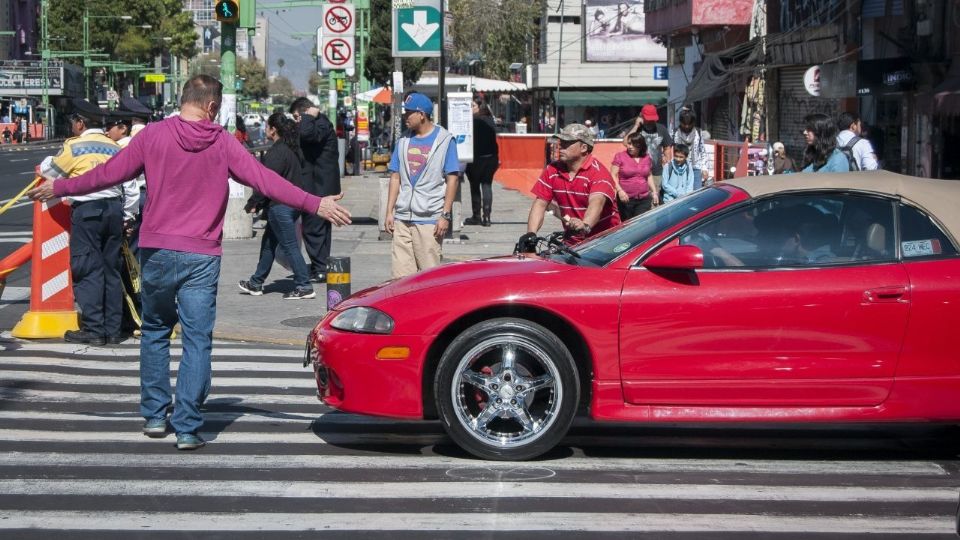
[446,92,474,163]
[357,104,370,142]
[583,0,664,63]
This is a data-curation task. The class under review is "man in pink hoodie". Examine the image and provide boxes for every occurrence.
[29,75,351,450]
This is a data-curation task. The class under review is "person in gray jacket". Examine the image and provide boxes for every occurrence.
[384,93,459,278]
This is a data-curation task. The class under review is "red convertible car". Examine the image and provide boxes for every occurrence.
[306,172,960,460]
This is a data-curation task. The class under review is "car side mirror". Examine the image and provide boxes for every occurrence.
[643,245,704,271]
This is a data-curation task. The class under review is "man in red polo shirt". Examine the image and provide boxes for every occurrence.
[525,123,620,245]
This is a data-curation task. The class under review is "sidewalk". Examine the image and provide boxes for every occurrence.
[215,171,560,344]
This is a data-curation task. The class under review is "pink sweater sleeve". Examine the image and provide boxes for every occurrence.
[225,136,322,215]
[52,137,145,198]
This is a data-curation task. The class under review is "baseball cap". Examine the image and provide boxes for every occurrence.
[403,93,433,115]
[549,123,594,147]
[772,142,785,153]
[641,104,658,122]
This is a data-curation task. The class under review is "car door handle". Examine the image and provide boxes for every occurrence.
[863,286,909,303]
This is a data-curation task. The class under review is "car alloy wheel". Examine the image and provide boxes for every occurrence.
[435,318,579,460]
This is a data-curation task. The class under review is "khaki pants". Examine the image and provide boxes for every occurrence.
[392,221,442,278]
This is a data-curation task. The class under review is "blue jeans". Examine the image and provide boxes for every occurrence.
[140,248,220,435]
[250,204,311,289]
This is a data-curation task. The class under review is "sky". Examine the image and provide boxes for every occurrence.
[262,6,324,92]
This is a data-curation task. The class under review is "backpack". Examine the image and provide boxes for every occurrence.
[839,136,862,171]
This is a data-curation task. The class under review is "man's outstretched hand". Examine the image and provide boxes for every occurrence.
[317,193,352,226]
[27,180,55,201]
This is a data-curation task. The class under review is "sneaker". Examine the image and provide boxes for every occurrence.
[176,433,206,450]
[283,287,316,300]
[238,280,263,296]
[310,273,326,284]
[64,330,106,346]
[142,418,168,438]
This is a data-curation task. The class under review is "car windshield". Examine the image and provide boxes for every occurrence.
[574,187,732,266]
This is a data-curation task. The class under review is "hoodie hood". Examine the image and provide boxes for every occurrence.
[169,115,223,153]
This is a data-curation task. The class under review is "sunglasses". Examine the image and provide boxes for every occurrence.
[558,139,582,149]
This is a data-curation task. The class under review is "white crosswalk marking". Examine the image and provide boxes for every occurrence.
[1,337,958,537]
[0,512,952,534]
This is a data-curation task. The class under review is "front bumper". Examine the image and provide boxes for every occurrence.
[305,324,433,419]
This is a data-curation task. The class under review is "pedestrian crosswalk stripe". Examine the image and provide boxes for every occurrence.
[0,410,409,426]
[0,357,308,372]
[0,428,441,446]
[2,479,955,502]
[0,370,317,388]
[0,451,945,475]
[0,344,304,358]
[0,389,315,404]
[0,511,951,534]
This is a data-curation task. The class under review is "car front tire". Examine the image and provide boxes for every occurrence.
[435,317,579,460]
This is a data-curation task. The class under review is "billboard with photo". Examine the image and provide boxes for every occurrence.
[583,0,664,62]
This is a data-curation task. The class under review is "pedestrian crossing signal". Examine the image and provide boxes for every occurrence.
[214,0,240,23]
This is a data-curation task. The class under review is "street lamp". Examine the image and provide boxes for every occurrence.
[83,11,145,99]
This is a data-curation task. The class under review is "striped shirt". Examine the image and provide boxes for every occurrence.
[532,155,620,242]
[40,129,129,205]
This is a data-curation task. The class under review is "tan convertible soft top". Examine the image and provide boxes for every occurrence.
[724,171,960,241]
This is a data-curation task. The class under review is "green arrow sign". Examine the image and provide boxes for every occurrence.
[392,0,442,58]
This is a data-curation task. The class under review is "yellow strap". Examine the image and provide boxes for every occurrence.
[0,176,41,217]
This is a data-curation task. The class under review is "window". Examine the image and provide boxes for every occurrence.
[576,187,730,266]
[899,203,958,259]
[680,193,896,269]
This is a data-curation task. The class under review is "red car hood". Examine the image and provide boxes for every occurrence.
[338,256,575,309]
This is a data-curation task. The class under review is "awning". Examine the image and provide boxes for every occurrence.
[356,86,393,104]
[554,90,666,107]
[413,75,527,93]
[926,56,960,116]
[684,39,759,104]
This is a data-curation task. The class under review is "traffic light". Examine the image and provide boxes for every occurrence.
[214,0,240,23]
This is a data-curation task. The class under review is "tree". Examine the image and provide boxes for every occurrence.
[308,71,323,95]
[449,0,541,79]
[238,58,268,100]
[269,76,295,105]
[365,0,425,87]
[49,0,197,63]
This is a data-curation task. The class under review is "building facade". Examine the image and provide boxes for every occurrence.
[530,0,668,136]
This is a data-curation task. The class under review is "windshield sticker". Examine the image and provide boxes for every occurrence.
[612,242,631,253]
[902,239,941,257]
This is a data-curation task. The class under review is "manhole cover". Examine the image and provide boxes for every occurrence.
[281,316,323,328]
[445,467,556,481]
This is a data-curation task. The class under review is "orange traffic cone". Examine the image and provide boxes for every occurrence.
[11,194,79,338]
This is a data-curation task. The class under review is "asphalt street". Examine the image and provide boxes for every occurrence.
[2,336,960,538]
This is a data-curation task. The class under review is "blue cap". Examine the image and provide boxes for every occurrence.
[403,93,433,115]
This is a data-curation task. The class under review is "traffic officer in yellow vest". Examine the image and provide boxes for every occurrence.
[39,98,139,346]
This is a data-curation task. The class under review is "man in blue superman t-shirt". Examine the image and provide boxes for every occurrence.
[385,93,460,278]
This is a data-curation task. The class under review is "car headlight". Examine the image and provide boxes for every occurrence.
[330,307,395,334]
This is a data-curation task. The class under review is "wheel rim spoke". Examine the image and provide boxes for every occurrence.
[460,370,490,390]
[517,373,554,396]
[500,345,516,373]
[473,405,499,432]
[510,405,536,434]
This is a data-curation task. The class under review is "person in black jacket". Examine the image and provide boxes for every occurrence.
[463,99,499,226]
[289,97,341,283]
[238,112,316,299]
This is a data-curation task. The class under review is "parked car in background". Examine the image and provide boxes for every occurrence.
[305,171,960,460]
